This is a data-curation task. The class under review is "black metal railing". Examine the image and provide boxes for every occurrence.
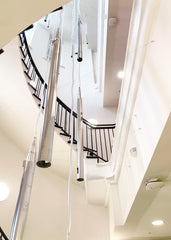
[19,31,115,162]
[0,227,9,240]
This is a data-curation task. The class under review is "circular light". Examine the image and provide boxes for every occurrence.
[117,71,124,79]
[88,119,98,125]
[152,220,164,226]
[0,182,9,201]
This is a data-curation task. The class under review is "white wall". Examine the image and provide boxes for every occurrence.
[58,41,116,124]
[0,127,110,240]
[24,170,109,240]
[110,0,171,227]
[0,129,25,235]
[97,0,109,93]
[0,0,71,49]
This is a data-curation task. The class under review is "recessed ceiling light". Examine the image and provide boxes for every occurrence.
[152,220,164,226]
[117,71,124,79]
[88,119,98,125]
[0,182,9,201]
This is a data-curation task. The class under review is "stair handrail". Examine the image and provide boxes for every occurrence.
[0,227,9,240]
[19,31,115,162]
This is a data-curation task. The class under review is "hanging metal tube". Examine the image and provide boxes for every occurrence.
[10,137,37,240]
[77,87,84,181]
[37,29,61,168]
[44,15,48,22]
[77,17,83,62]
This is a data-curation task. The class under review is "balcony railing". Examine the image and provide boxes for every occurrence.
[19,31,115,162]
[0,227,9,240]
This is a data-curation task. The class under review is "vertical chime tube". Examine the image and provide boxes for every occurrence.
[77,87,84,181]
[37,30,61,168]
[77,17,83,62]
[84,14,88,45]
[44,15,48,22]
[10,137,37,240]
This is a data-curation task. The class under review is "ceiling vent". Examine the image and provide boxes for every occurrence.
[108,17,118,27]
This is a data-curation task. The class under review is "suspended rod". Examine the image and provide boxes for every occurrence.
[76,87,84,181]
[9,137,37,240]
[77,17,83,62]
[37,28,61,168]
[44,15,48,22]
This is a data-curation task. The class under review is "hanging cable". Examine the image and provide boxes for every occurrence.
[85,14,88,45]
[77,0,80,16]
[58,8,64,38]
[78,61,81,88]
[44,15,48,22]
[76,0,83,62]
[34,89,45,137]
[67,47,75,240]
[67,0,76,239]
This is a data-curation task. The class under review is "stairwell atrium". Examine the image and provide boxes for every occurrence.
[0,0,171,240]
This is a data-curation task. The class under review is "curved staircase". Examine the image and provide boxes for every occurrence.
[18,30,117,207]
[19,31,115,164]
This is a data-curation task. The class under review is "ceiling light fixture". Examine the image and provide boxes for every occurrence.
[0,182,9,201]
[88,119,98,125]
[117,71,124,79]
[152,220,164,226]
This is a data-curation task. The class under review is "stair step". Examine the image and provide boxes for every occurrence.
[19,46,26,57]
[24,70,32,80]
[28,81,36,91]
[32,93,41,101]
[21,58,28,69]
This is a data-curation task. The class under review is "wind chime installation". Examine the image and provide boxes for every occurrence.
[9,137,37,240]
[76,0,84,182]
[9,11,63,240]
[37,22,62,168]
[10,0,85,238]
[67,1,84,238]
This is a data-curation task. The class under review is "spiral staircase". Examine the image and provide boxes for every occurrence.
[19,32,115,164]
[1,1,171,240]
[0,23,116,240]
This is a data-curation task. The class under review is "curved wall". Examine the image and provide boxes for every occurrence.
[0,0,71,48]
